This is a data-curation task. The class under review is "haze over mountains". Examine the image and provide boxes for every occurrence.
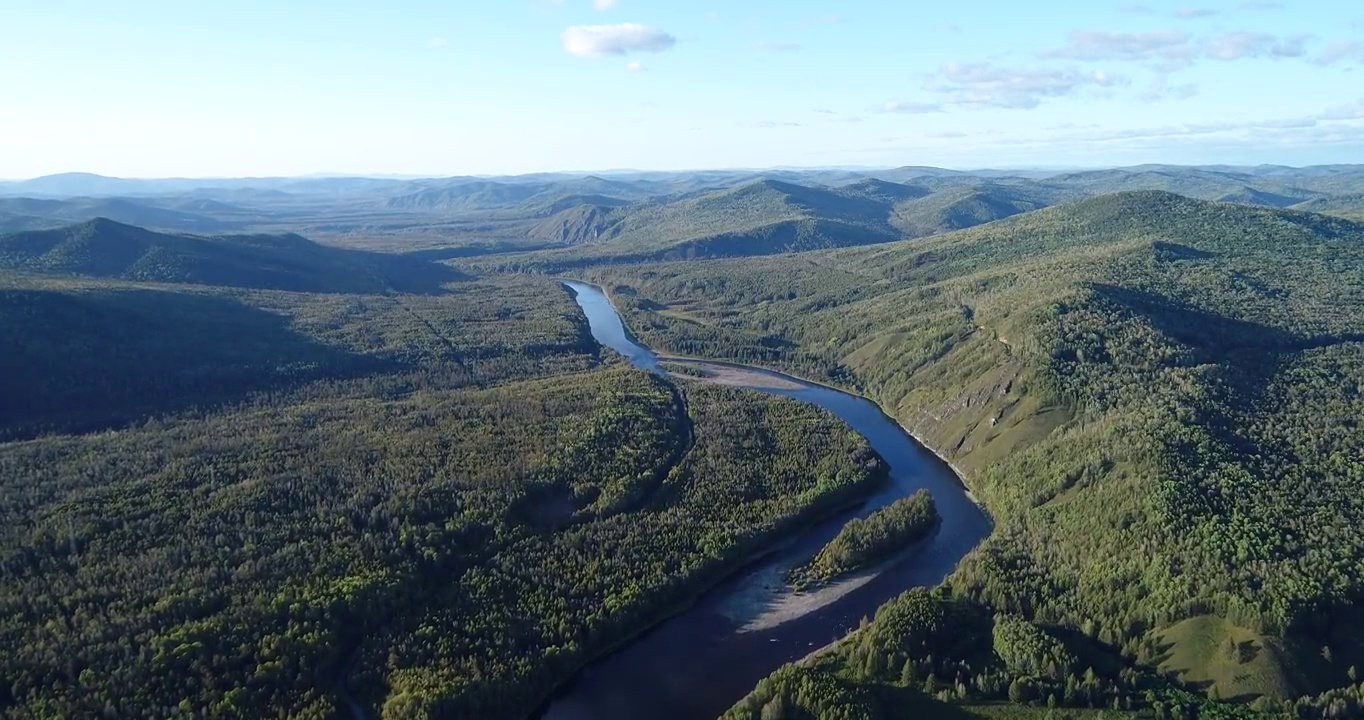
[4,165,1364,263]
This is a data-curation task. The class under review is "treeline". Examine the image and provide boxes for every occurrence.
[789,490,939,590]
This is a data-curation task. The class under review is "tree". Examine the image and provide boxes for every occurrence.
[381,692,428,720]
[760,695,789,720]
[899,659,917,686]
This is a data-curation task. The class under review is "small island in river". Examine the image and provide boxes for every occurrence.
[787,490,940,592]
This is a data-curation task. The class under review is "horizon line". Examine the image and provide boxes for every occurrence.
[0,161,1351,183]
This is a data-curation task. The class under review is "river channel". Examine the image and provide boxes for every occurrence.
[540,281,993,720]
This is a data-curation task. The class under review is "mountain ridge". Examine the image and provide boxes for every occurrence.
[0,218,462,293]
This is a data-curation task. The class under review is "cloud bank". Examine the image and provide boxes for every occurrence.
[926,62,1126,109]
[1042,29,1311,69]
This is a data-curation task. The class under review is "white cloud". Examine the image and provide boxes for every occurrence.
[879,100,943,114]
[1314,40,1364,66]
[1041,30,1196,68]
[1173,7,1219,18]
[625,61,646,72]
[1206,32,1308,60]
[1139,77,1199,102]
[426,37,448,49]
[1042,29,1312,70]
[1319,98,1364,120]
[592,0,617,8]
[561,23,676,57]
[926,62,1127,109]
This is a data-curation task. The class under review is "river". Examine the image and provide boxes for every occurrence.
[541,281,993,720]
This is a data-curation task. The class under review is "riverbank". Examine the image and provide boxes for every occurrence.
[720,523,941,634]
[541,280,993,720]
[527,474,886,719]
[577,279,991,523]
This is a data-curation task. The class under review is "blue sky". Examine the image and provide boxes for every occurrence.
[2,0,1362,177]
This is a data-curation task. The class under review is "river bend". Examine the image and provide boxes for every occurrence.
[540,281,993,720]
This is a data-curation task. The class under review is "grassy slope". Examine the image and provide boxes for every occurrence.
[578,191,1364,701]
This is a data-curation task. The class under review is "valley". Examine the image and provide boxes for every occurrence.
[3,164,1364,719]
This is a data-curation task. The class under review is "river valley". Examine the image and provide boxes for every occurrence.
[540,281,994,720]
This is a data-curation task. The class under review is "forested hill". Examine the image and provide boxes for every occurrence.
[0,196,245,233]
[581,190,1364,705]
[520,178,905,261]
[0,218,462,293]
[1292,192,1364,222]
[0,267,887,718]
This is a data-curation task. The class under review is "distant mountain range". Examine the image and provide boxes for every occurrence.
[2,165,1363,264]
[6,164,1364,199]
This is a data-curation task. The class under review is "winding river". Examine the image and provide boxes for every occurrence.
[542,281,993,720]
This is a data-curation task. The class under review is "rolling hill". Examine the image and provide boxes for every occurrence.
[887,182,1077,237]
[0,218,462,293]
[1045,168,1328,206]
[0,196,246,233]
[510,178,910,261]
[1291,193,1364,221]
[384,180,554,212]
[583,191,1364,702]
[834,177,934,205]
[526,203,621,244]
[505,178,1092,263]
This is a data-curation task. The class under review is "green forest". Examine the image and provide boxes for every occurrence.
[6,164,1364,720]
[723,587,1247,720]
[789,491,939,590]
[0,252,884,718]
[576,192,1364,711]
